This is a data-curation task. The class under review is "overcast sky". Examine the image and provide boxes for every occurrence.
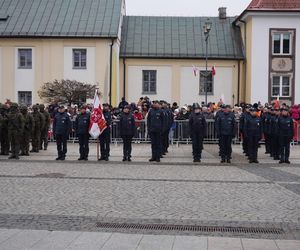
[126,0,250,17]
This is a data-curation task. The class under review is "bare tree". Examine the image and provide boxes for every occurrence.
[38,79,97,105]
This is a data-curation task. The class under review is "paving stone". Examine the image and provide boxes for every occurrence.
[0,229,50,250]
[275,240,300,250]
[172,236,207,250]
[0,229,21,244]
[208,237,243,250]
[101,233,142,250]
[242,238,279,250]
[65,232,112,250]
[136,234,174,250]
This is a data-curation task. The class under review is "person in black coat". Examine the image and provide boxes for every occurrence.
[161,101,173,156]
[189,103,207,163]
[244,108,263,163]
[53,105,72,161]
[262,106,272,155]
[119,105,135,161]
[278,108,294,164]
[239,105,251,156]
[270,108,281,160]
[74,105,90,161]
[216,105,236,163]
[147,101,164,162]
[98,104,112,161]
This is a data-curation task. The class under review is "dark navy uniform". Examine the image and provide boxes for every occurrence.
[147,106,164,162]
[239,108,250,156]
[270,111,280,160]
[53,108,71,160]
[161,106,173,155]
[216,110,236,163]
[189,106,207,162]
[99,108,111,161]
[278,112,294,164]
[74,111,90,160]
[244,110,262,163]
[262,109,272,154]
[119,109,135,161]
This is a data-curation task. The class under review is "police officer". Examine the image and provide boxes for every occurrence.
[98,104,112,161]
[0,104,9,155]
[278,108,294,164]
[189,103,207,163]
[119,105,135,161]
[262,106,272,155]
[239,105,251,157]
[216,105,236,163]
[53,105,71,160]
[270,108,280,160]
[31,105,45,153]
[39,104,50,151]
[74,105,90,161]
[147,101,164,162]
[244,108,263,163]
[20,105,34,156]
[215,104,226,156]
[7,103,24,159]
[161,102,173,156]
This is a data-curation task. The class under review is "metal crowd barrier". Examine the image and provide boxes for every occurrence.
[49,119,300,145]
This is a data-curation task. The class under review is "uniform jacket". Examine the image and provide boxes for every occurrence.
[22,112,35,134]
[119,112,135,137]
[216,112,236,137]
[262,112,272,134]
[278,115,294,138]
[270,115,279,135]
[53,112,71,136]
[74,112,90,135]
[189,112,207,137]
[147,108,164,133]
[244,115,263,138]
[7,110,24,132]
[32,111,45,131]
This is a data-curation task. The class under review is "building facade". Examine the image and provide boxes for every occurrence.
[0,0,299,106]
[235,0,300,105]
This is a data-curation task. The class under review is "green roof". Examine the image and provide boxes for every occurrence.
[0,0,122,38]
[120,16,245,59]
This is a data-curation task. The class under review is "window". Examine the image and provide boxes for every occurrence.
[18,49,32,69]
[272,75,291,97]
[272,33,292,55]
[199,71,213,95]
[18,91,32,106]
[142,70,157,94]
[73,49,87,69]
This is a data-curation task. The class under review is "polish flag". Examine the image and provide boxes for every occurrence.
[89,90,107,139]
[274,95,280,109]
[212,66,216,76]
[192,65,199,77]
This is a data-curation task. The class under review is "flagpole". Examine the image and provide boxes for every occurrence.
[96,138,100,160]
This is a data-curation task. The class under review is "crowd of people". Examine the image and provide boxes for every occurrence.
[0,97,299,164]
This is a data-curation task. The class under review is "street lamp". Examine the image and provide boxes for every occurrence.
[203,18,212,106]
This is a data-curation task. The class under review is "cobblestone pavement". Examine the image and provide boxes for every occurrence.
[0,144,299,244]
[0,229,299,250]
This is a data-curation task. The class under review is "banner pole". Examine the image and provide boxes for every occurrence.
[96,138,100,160]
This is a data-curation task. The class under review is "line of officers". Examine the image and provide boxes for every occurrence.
[0,103,50,159]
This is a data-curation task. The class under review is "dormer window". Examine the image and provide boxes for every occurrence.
[272,32,292,55]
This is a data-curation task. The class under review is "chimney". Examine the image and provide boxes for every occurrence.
[218,7,227,19]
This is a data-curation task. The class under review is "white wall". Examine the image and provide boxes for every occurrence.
[180,67,233,106]
[251,15,300,104]
[15,47,35,102]
[64,47,96,83]
[127,66,172,103]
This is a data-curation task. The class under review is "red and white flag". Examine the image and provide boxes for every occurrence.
[192,65,199,77]
[89,90,107,139]
[212,66,216,76]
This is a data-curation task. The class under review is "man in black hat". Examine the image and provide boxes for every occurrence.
[74,105,90,161]
[216,105,236,163]
[270,108,281,160]
[189,103,207,162]
[215,104,226,156]
[278,108,294,164]
[147,101,164,162]
[244,108,263,163]
[119,105,135,161]
[240,104,251,157]
[262,106,272,155]
[53,105,72,160]
[98,103,112,161]
[161,101,173,156]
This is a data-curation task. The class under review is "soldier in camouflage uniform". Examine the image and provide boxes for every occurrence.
[7,103,24,159]
[39,104,50,150]
[0,104,9,155]
[31,105,45,153]
[20,105,34,156]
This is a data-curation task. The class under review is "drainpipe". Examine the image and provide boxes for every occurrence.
[109,39,114,105]
[123,58,126,99]
[237,60,241,105]
[240,20,247,103]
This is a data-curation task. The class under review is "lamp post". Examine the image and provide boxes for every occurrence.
[203,19,212,106]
